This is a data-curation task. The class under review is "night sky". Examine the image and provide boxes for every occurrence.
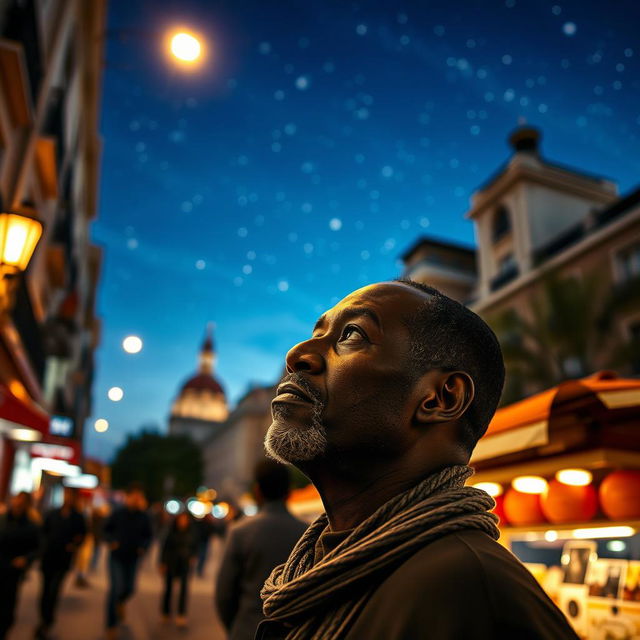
[85,0,640,461]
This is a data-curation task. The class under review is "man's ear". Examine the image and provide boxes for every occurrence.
[415,370,475,425]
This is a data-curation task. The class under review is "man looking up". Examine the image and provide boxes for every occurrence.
[259,280,578,640]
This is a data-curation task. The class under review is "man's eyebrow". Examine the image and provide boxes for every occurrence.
[313,307,382,333]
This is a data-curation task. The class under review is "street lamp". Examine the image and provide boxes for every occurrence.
[165,28,206,68]
[0,211,43,312]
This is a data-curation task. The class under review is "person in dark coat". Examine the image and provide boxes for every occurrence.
[0,491,40,640]
[35,487,87,639]
[159,512,197,627]
[256,280,580,639]
[216,459,307,640]
[103,485,152,640]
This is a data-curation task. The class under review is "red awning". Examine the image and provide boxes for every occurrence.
[0,383,49,434]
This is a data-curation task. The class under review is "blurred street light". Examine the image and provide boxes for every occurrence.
[122,335,143,354]
[108,386,124,402]
[169,31,202,63]
[0,211,43,312]
[94,418,109,433]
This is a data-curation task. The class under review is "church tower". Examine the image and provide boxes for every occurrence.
[169,324,229,443]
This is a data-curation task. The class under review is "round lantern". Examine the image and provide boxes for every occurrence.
[503,488,546,526]
[600,470,640,520]
[540,479,598,524]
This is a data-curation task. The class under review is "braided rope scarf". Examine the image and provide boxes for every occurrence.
[261,465,499,640]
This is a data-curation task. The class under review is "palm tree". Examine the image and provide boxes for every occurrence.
[486,271,640,405]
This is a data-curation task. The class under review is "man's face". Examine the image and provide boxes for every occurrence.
[266,282,431,466]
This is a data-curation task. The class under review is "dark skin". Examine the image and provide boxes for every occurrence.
[274,282,474,532]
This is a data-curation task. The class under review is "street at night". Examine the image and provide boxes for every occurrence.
[1,1,640,639]
[11,542,225,640]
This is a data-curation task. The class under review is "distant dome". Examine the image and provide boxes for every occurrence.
[170,324,229,423]
[181,373,225,395]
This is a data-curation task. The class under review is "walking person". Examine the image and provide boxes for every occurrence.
[35,487,87,639]
[0,491,40,640]
[216,459,307,640]
[159,512,197,628]
[104,485,152,640]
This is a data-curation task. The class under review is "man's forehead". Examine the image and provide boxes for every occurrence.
[323,281,432,318]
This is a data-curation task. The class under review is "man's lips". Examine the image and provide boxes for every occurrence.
[273,382,314,404]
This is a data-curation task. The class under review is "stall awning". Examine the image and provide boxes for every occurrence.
[471,371,640,463]
[0,382,49,439]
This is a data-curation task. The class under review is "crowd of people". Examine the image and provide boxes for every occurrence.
[0,460,305,640]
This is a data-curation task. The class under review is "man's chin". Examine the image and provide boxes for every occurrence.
[264,418,328,465]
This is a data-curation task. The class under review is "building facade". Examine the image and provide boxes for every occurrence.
[0,0,106,497]
[402,126,640,403]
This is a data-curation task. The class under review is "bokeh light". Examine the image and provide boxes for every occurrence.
[122,336,143,354]
[94,418,109,433]
[107,386,124,402]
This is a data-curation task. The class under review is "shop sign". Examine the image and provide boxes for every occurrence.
[50,415,74,437]
[31,442,74,460]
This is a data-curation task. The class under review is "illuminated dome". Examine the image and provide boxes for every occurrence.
[171,324,228,423]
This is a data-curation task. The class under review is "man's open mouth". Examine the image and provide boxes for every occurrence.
[274,383,314,403]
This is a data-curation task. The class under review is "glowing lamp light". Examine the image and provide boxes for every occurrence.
[122,336,143,354]
[9,427,41,442]
[472,482,503,497]
[556,469,592,486]
[165,499,181,515]
[107,387,124,402]
[0,212,43,272]
[572,526,635,539]
[544,530,558,542]
[243,504,258,517]
[94,418,109,433]
[212,502,230,519]
[512,476,548,494]
[188,499,207,518]
[607,540,627,552]
[170,32,201,62]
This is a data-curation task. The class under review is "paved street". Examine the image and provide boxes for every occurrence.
[10,541,227,640]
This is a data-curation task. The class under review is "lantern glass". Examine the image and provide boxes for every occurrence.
[512,475,548,494]
[472,482,503,497]
[556,468,592,486]
[0,213,43,271]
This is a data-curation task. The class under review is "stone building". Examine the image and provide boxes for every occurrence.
[0,0,105,497]
[402,126,640,402]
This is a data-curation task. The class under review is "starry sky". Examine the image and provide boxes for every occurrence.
[84,0,640,461]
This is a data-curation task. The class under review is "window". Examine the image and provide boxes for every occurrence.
[498,253,517,274]
[492,206,511,242]
[616,242,640,283]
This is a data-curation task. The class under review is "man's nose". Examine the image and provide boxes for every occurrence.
[285,341,325,374]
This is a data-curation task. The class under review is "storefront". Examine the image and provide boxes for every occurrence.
[0,381,82,503]
[471,370,640,639]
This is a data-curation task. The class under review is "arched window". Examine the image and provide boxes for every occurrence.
[492,206,511,242]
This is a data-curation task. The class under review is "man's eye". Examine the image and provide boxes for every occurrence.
[339,325,366,343]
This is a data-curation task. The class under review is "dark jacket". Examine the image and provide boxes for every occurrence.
[103,506,152,561]
[41,507,87,568]
[216,501,307,640]
[256,529,580,640]
[0,511,40,573]
[160,525,197,575]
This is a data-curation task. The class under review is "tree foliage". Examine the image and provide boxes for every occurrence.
[487,272,640,405]
[111,430,203,502]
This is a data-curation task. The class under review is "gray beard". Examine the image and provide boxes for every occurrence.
[264,403,328,465]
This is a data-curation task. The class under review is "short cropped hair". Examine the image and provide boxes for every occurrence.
[397,279,505,454]
[254,459,291,501]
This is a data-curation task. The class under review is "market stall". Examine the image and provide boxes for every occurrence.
[471,370,640,640]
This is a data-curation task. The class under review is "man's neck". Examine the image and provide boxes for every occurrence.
[306,455,452,531]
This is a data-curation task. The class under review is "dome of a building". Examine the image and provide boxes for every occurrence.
[170,324,229,423]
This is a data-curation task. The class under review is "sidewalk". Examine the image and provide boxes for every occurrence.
[10,541,226,640]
